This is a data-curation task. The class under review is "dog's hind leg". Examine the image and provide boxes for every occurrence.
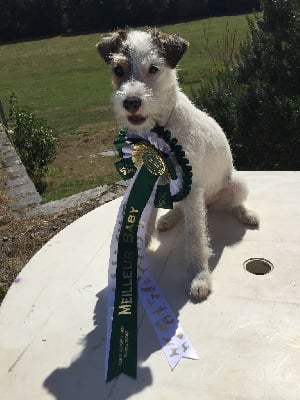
[183,186,212,302]
[208,173,260,228]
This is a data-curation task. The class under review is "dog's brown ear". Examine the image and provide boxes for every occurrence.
[151,29,189,68]
[96,30,127,64]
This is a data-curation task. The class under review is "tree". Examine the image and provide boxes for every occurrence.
[193,0,300,170]
[0,0,63,40]
[175,0,207,20]
[207,0,260,15]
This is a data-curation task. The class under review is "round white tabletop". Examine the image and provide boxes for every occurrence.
[1,172,300,400]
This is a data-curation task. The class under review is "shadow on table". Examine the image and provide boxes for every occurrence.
[43,209,247,400]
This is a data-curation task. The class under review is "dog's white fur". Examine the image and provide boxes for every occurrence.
[97,29,259,302]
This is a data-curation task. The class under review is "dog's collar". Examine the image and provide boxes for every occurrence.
[113,124,193,207]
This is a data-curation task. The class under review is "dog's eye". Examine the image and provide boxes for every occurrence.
[149,65,159,74]
[113,65,124,77]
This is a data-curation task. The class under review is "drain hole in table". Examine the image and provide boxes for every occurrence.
[243,258,274,275]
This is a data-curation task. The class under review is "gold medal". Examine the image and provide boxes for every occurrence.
[132,141,166,177]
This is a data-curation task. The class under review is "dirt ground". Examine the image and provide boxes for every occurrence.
[0,171,121,304]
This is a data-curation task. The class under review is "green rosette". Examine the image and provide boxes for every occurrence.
[114,125,193,207]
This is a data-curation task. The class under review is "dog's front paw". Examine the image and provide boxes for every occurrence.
[188,272,211,302]
[243,209,260,228]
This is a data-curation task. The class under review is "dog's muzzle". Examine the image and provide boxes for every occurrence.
[123,96,141,114]
[123,96,147,125]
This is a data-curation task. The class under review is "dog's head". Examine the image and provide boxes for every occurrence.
[96,29,189,131]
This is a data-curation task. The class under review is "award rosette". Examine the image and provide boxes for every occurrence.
[105,125,198,382]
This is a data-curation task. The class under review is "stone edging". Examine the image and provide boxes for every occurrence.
[26,181,127,217]
[1,124,126,217]
[0,124,42,211]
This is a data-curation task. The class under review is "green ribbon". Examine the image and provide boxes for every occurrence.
[106,164,158,381]
[115,158,136,180]
[107,127,193,381]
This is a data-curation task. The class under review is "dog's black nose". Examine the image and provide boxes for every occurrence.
[123,96,141,113]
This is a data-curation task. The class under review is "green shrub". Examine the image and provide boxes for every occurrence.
[193,0,300,170]
[8,94,57,192]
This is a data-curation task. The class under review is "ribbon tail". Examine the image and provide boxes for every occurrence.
[138,270,199,372]
[106,165,159,382]
[105,176,135,380]
[137,200,199,372]
[164,327,199,371]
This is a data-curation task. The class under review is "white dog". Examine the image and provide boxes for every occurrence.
[97,29,259,302]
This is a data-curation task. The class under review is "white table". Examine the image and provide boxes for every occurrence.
[1,172,300,400]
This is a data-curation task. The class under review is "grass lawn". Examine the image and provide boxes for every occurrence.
[0,14,253,201]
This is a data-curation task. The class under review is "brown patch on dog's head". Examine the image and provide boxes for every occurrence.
[150,29,189,69]
[96,30,128,64]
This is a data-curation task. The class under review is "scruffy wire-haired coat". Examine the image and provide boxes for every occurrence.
[97,29,259,302]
